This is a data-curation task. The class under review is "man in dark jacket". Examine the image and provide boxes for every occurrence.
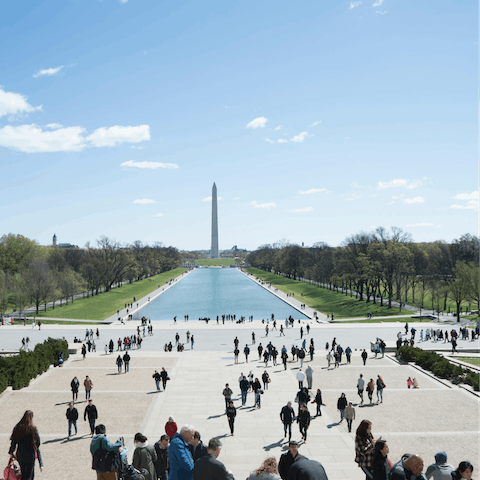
[279,441,301,480]
[123,351,130,373]
[226,401,236,435]
[297,404,311,443]
[84,399,98,437]
[240,376,249,405]
[66,402,79,440]
[280,402,296,441]
[287,456,329,480]
[244,345,250,363]
[189,431,207,463]
[193,438,233,480]
[154,435,170,480]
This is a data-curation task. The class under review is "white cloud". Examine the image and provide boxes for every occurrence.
[273,125,282,131]
[33,66,63,78]
[151,213,163,217]
[246,117,268,129]
[120,0,128,3]
[121,160,179,169]
[233,197,240,200]
[133,199,155,205]
[350,182,364,189]
[309,121,321,127]
[349,1,361,9]
[131,145,146,150]
[202,196,223,202]
[287,207,314,212]
[0,87,42,118]
[265,137,289,144]
[372,0,384,6]
[452,191,478,201]
[45,123,63,129]
[450,191,479,210]
[376,10,387,14]
[378,178,423,189]
[406,223,434,227]
[87,125,150,147]
[451,200,478,210]
[404,196,425,204]
[299,188,328,195]
[291,131,311,143]
[249,201,276,210]
[0,124,86,152]
[277,138,288,144]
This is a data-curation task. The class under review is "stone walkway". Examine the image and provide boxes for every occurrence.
[0,321,478,479]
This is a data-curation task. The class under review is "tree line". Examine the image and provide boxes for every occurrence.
[246,228,479,319]
[0,234,183,315]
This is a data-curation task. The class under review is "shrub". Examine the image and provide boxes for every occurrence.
[396,345,479,391]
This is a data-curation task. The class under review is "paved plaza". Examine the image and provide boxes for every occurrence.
[0,320,479,479]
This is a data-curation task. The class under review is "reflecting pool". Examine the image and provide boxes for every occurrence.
[133,268,308,321]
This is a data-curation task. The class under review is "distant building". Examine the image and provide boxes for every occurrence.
[53,234,57,246]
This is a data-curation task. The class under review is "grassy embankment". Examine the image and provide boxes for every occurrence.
[29,267,188,321]
[245,267,406,319]
[453,357,480,367]
[195,259,235,266]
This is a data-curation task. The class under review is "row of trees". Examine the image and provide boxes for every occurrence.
[0,234,183,315]
[246,228,479,320]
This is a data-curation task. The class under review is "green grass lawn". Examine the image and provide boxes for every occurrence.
[195,259,235,266]
[452,357,480,367]
[10,319,105,325]
[30,268,188,321]
[245,267,405,319]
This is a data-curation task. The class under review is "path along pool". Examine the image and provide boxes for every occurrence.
[133,268,308,321]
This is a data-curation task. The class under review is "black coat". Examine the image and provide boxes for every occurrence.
[66,407,79,421]
[337,396,347,410]
[193,453,234,480]
[297,409,311,427]
[280,405,295,425]
[154,443,169,478]
[84,404,98,421]
[287,458,328,480]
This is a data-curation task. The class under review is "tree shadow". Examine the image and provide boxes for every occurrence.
[327,422,341,428]
[207,413,225,419]
[147,391,161,395]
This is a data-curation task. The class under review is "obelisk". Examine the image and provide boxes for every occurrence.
[211,183,219,258]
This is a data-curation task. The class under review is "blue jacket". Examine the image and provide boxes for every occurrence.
[169,433,194,480]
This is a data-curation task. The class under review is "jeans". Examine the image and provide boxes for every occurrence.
[307,377,312,389]
[228,417,235,434]
[86,390,91,400]
[156,380,161,391]
[339,409,345,421]
[316,403,322,416]
[346,418,353,432]
[299,423,308,440]
[255,392,261,408]
[89,418,96,435]
[241,390,247,405]
[117,364,122,373]
[377,388,383,402]
[124,362,129,372]
[68,420,77,437]
[283,422,292,439]
[225,397,231,409]
[358,389,364,402]
[263,382,268,390]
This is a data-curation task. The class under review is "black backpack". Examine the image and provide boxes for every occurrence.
[92,439,121,473]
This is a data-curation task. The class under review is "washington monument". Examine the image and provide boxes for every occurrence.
[211,182,219,258]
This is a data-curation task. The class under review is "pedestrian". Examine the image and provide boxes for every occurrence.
[153,370,162,391]
[165,416,178,439]
[376,375,385,403]
[123,351,130,373]
[82,344,87,360]
[66,402,79,440]
[226,401,236,435]
[279,440,300,480]
[84,375,93,400]
[305,365,313,390]
[234,347,239,364]
[133,432,158,480]
[361,349,368,366]
[280,402,296,441]
[84,399,98,437]
[344,402,355,433]
[298,348,306,367]
[160,367,169,390]
[372,440,389,480]
[8,410,43,480]
[326,351,332,367]
[153,435,170,480]
[357,374,365,404]
[282,351,288,370]
[366,378,375,404]
[240,376,249,405]
[116,354,123,373]
[262,370,270,390]
[169,425,195,480]
[407,377,413,389]
[223,384,233,410]
[346,346,352,364]
[297,403,310,443]
[244,344,250,363]
[71,376,80,402]
[355,420,376,480]
[191,335,194,349]
[311,388,323,417]
[252,332,255,344]
[337,393,347,421]
[296,369,305,389]
[258,343,263,360]
[193,438,233,480]
[91,424,123,480]
[253,377,262,408]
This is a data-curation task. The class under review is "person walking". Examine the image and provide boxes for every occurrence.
[344,402,355,433]
[165,416,178,439]
[226,401,236,435]
[123,351,131,373]
[346,346,352,364]
[133,432,158,480]
[234,347,239,364]
[282,350,288,370]
[71,376,80,402]
[222,384,233,410]
[366,379,375,404]
[311,388,323,417]
[84,375,93,400]
[82,344,87,360]
[376,375,385,403]
[305,365,313,390]
[357,374,365,404]
[372,440,389,480]
[296,369,305,389]
[153,370,162,391]
[244,344,250,363]
[240,376,250,406]
[8,410,43,480]
[191,334,194,349]
[337,393,348,422]
[91,424,123,480]
[154,435,170,480]
[262,370,270,390]
[280,402,296,441]
[116,354,123,373]
[355,420,377,480]
[66,402,79,440]
[253,377,262,408]
[361,349,368,365]
[297,403,310,443]
[326,350,333,367]
[160,368,169,390]
[84,399,98,437]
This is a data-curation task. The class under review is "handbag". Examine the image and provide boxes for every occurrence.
[4,458,21,480]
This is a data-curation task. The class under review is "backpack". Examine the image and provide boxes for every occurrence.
[92,439,121,473]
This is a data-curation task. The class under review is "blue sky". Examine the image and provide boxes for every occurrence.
[0,0,477,251]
